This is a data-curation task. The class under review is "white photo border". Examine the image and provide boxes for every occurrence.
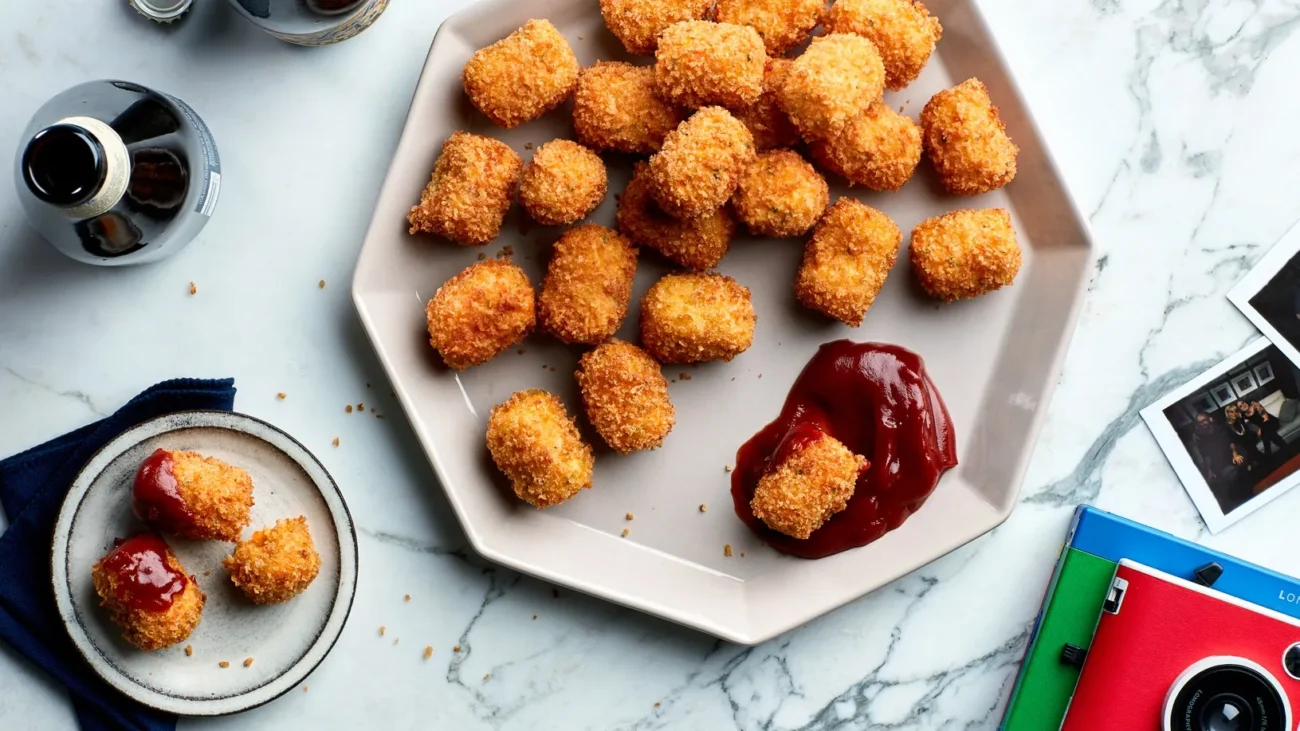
[1140,337,1300,533]
[1228,221,1300,369]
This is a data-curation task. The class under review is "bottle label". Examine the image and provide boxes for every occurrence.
[162,93,222,217]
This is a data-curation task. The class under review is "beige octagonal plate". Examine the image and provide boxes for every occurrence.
[352,0,1092,644]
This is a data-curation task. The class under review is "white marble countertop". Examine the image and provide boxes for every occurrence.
[4,1,1300,728]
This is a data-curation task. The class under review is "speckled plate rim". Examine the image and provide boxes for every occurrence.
[49,410,359,716]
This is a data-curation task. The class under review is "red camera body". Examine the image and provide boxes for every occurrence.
[1062,560,1300,730]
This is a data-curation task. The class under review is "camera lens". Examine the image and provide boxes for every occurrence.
[1164,658,1289,731]
[1283,643,1300,680]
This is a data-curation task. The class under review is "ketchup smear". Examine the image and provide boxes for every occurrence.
[97,534,188,612]
[732,340,958,559]
[131,448,196,534]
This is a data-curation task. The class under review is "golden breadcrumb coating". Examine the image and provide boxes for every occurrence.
[576,340,675,453]
[822,0,942,90]
[538,224,638,344]
[910,208,1021,300]
[574,62,685,154]
[486,390,594,508]
[751,432,867,539]
[778,34,884,141]
[617,162,735,270]
[519,140,608,226]
[713,0,822,56]
[649,107,756,220]
[921,78,1018,195]
[654,21,767,109]
[92,541,204,651]
[795,198,901,326]
[408,132,522,246]
[600,0,714,55]
[169,450,254,542]
[223,517,321,605]
[732,149,829,238]
[730,58,800,151]
[462,19,579,129]
[640,273,756,363]
[426,259,535,370]
[810,101,922,191]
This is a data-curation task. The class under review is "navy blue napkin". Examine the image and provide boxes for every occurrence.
[0,378,236,731]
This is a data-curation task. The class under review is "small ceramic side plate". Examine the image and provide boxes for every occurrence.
[50,411,358,716]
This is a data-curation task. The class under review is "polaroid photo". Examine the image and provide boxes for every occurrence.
[1229,220,1300,367]
[1141,337,1300,532]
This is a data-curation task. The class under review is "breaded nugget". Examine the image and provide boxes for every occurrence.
[600,0,713,55]
[640,272,756,363]
[822,0,942,90]
[426,259,535,370]
[462,19,579,129]
[573,62,685,154]
[223,517,321,605]
[731,58,800,151]
[538,224,638,344]
[713,0,822,56]
[92,534,204,651]
[133,448,253,542]
[910,208,1021,300]
[486,390,594,508]
[576,340,675,453]
[921,78,1018,195]
[408,132,522,246]
[649,107,756,220]
[751,429,868,540]
[778,34,884,141]
[519,140,608,226]
[795,198,901,326]
[809,101,922,191]
[732,150,829,238]
[617,162,735,270]
[654,21,767,109]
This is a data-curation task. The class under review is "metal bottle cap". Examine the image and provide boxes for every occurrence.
[129,0,193,22]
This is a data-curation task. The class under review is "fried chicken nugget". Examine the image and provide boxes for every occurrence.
[576,340,675,453]
[795,198,901,326]
[133,448,254,542]
[910,208,1021,300]
[426,259,535,370]
[730,58,800,151]
[408,132,522,246]
[223,517,321,605]
[462,19,579,129]
[600,0,713,55]
[751,429,868,540]
[822,0,942,90]
[487,390,594,508]
[519,140,608,226]
[713,0,823,56]
[921,78,1018,195]
[640,272,756,363]
[574,62,685,154]
[92,534,204,651]
[538,224,638,344]
[732,150,829,238]
[809,101,922,191]
[778,34,885,141]
[649,107,756,220]
[654,21,767,110]
[617,161,735,270]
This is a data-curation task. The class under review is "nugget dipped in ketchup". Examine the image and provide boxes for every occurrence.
[132,449,254,542]
[92,533,205,651]
[750,427,869,540]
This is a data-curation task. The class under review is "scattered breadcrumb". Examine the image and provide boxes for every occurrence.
[699,504,708,512]
[219,661,229,668]
[525,142,534,150]
[532,614,537,620]
[424,646,433,660]
[655,702,662,708]
[477,253,488,261]
[318,280,326,289]
[454,645,462,652]
[680,373,692,381]
[185,645,193,656]
[621,528,630,537]
[203,570,211,576]
[303,686,308,693]
[577,34,584,40]
[484,673,491,680]
[740,552,746,557]
[379,626,386,636]
[357,403,364,411]
[517,349,525,355]
[404,594,411,602]
[625,512,634,520]
[724,544,733,557]
[277,392,286,400]
[725,465,733,472]
[332,437,340,447]
[346,405,353,413]
[243,657,254,668]
[188,282,197,295]
[393,639,400,645]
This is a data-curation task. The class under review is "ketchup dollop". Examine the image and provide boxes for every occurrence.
[97,534,188,612]
[732,340,958,559]
[132,448,196,534]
